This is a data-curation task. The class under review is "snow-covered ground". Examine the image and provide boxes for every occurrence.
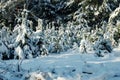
[0,48,120,80]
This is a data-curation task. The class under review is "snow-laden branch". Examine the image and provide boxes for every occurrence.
[108,6,120,23]
[0,0,25,10]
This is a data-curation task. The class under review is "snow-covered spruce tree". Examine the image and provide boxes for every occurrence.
[7,9,31,71]
[11,9,30,59]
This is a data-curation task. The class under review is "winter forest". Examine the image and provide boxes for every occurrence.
[0,0,120,80]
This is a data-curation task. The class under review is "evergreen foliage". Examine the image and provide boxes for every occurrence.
[0,0,120,59]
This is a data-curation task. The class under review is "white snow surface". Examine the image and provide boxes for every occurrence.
[0,48,120,80]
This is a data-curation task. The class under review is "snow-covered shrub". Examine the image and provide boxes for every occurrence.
[24,72,52,80]
[79,37,87,53]
[0,39,9,59]
[93,35,112,57]
[40,45,49,55]
[23,45,33,59]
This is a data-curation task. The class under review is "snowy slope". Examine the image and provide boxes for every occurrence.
[0,48,120,80]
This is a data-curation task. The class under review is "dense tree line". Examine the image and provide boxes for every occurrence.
[0,0,120,59]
